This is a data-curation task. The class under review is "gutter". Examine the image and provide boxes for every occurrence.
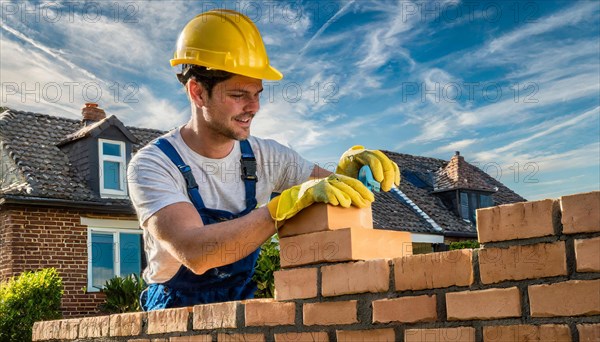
[0,195,135,214]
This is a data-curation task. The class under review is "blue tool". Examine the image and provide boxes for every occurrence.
[358,165,381,193]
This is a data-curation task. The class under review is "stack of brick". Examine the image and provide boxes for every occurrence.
[32,191,599,341]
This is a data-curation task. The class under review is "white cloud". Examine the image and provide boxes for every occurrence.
[493,106,599,153]
[251,98,324,152]
[473,142,600,175]
[111,85,186,130]
[434,139,479,154]
[486,1,598,54]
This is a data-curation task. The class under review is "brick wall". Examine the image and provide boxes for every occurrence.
[32,191,600,341]
[0,205,137,317]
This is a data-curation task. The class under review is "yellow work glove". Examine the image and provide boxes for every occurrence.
[336,145,401,192]
[267,174,374,227]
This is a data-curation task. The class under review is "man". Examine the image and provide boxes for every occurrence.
[128,9,400,311]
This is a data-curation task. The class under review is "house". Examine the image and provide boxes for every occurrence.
[0,105,525,317]
[0,105,164,317]
[372,151,526,253]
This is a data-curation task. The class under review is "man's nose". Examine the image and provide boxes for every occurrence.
[244,96,260,113]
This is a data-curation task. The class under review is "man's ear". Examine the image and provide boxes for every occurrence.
[187,79,206,107]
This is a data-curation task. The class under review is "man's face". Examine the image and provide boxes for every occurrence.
[200,75,263,141]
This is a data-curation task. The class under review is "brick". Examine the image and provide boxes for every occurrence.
[561,191,600,234]
[303,301,358,326]
[193,301,238,330]
[477,199,558,243]
[446,287,521,320]
[79,316,109,338]
[394,249,473,291]
[483,324,571,341]
[109,312,144,337]
[244,299,295,326]
[372,294,437,323]
[279,203,373,237]
[274,332,329,342]
[575,237,600,272]
[148,307,191,334]
[578,324,600,342]
[405,327,475,342]
[218,333,265,342]
[274,267,317,300]
[32,320,61,341]
[529,279,600,317]
[322,259,389,297]
[170,336,213,342]
[479,241,567,284]
[336,328,395,341]
[280,228,411,268]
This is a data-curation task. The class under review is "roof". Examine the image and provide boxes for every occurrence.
[0,109,164,204]
[372,151,527,236]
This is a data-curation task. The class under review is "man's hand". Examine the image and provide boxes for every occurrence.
[268,174,374,227]
[336,145,401,192]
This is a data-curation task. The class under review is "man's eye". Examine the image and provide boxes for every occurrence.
[230,94,244,98]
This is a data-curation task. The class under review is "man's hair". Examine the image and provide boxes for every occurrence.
[177,65,235,97]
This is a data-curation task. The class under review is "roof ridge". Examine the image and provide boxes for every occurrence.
[381,149,448,163]
[1,108,81,124]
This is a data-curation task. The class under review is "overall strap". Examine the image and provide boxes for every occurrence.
[153,138,206,211]
[239,140,257,212]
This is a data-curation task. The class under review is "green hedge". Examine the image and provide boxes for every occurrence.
[0,268,63,342]
[449,240,480,250]
[253,235,280,298]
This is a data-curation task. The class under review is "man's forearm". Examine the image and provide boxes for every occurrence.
[176,206,276,275]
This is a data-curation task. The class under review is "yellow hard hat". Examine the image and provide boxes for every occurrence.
[171,9,283,80]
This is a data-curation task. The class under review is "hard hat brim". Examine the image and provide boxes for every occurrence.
[170,59,283,81]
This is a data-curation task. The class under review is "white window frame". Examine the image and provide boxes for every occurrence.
[83,218,142,293]
[98,139,127,198]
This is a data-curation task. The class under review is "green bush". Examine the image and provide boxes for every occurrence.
[0,268,63,342]
[98,273,146,313]
[253,235,280,298]
[449,240,480,250]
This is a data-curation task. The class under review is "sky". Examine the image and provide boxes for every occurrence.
[1,0,599,201]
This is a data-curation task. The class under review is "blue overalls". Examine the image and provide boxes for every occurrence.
[140,138,261,311]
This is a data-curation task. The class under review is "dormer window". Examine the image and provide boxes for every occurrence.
[99,139,127,198]
[460,191,494,223]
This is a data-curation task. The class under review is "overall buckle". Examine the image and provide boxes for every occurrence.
[241,157,257,181]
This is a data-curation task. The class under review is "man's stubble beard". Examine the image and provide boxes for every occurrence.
[207,117,251,141]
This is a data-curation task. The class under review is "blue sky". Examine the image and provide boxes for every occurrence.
[1,0,599,200]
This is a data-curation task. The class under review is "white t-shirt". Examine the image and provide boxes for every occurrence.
[127,127,314,283]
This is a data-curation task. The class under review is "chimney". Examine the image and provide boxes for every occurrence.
[455,151,460,156]
[81,103,106,126]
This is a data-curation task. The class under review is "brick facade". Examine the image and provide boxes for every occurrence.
[30,191,600,340]
[0,204,138,317]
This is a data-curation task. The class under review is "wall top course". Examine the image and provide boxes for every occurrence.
[476,198,559,243]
